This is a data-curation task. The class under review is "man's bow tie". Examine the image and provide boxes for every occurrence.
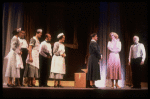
[134,43,138,45]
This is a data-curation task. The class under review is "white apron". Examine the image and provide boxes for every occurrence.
[50,42,66,74]
[5,37,23,69]
[26,37,40,69]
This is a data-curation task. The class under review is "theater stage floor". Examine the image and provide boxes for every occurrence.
[2,86,148,98]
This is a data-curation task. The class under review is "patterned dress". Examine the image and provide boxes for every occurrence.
[106,39,122,80]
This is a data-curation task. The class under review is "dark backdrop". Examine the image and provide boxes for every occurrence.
[3,2,148,83]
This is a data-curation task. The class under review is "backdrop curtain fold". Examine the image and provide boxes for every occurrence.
[2,2,147,86]
[86,2,125,87]
[2,2,24,85]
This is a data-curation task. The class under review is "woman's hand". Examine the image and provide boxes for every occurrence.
[62,53,66,57]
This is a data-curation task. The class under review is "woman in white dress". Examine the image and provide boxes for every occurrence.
[5,28,23,87]
[50,33,66,87]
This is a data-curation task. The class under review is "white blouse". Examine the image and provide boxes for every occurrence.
[107,39,121,53]
[39,40,52,57]
[18,37,28,48]
[128,43,146,62]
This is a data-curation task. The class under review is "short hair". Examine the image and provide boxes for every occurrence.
[133,35,139,41]
[90,33,97,38]
[34,30,41,35]
[36,31,41,34]
[21,31,26,39]
[21,30,25,33]
[12,28,19,35]
[45,33,51,38]
[109,32,119,40]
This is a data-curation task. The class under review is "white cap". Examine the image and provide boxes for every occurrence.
[17,28,21,32]
[57,33,64,38]
[37,29,42,33]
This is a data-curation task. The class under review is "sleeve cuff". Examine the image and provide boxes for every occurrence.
[142,59,145,62]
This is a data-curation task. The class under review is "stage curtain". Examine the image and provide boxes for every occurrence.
[86,2,126,87]
[2,2,24,85]
[120,2,148,86]
[2,2,147,85]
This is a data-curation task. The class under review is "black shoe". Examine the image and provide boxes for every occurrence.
[91,85,98,88]
[39,85,44,87]
[43,85,50,87]
[87,85,95,88]
[13,84,17,87]
[89,85,94,88]
[21,85,25,87]
[59,85,63,88]
[57,84,63,88]
[28,84,33,87]
[7,84,14,87]
[33,85,38,87]
[54,85,57,87]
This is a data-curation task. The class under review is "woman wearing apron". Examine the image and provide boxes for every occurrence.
[5,28,23,87]
[50,33,66,87]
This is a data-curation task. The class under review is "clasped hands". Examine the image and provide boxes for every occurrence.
[61,53,66,57]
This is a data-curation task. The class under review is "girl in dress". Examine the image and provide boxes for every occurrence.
[106,32,122,88]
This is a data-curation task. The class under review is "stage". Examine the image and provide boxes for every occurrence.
[2,86,148,98]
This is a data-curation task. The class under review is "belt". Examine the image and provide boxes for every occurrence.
[131,57,142,59]
[54,54,61,56]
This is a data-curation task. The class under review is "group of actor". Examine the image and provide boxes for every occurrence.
[5,28,66,87]
[4,28,146,89]
[86,32,146,89]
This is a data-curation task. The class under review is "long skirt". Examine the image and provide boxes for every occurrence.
[5,51,20,78]
[106,52,122,80]
[86,54,101,81]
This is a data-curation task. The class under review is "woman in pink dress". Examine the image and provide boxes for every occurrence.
[106,32,122,88]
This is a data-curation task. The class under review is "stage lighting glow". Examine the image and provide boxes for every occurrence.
[95,63,125,88]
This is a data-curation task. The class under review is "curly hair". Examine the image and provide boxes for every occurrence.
[109,32,119,41]
[12,28,19,35]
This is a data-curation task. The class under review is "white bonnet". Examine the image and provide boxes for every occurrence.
[57,33,64,38]
[37,29,42,33]
[17,28,21,32]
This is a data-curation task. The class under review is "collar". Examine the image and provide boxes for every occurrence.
[45,40,50,43]
[134,42,139,45]
[18,37,24,39]
[91,39,96,42]
[33,36,39,41]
